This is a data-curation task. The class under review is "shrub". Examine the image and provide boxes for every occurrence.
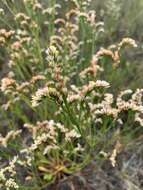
[0,0,142,189]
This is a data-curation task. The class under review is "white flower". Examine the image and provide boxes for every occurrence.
[5,178,19,189]
[118,38,137,49]
[95,80,110,88]
[65,129,81,141]
[31,87,49,107]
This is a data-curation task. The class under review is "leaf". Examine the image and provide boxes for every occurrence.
[44,174,53,182]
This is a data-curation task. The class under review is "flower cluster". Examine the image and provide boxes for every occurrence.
[0,157,18,190]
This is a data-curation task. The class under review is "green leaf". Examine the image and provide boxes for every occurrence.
[44,174,53,182]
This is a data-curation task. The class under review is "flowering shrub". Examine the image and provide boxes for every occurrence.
[0,0,142,189]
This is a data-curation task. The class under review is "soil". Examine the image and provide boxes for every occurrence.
[45,137,143,190]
